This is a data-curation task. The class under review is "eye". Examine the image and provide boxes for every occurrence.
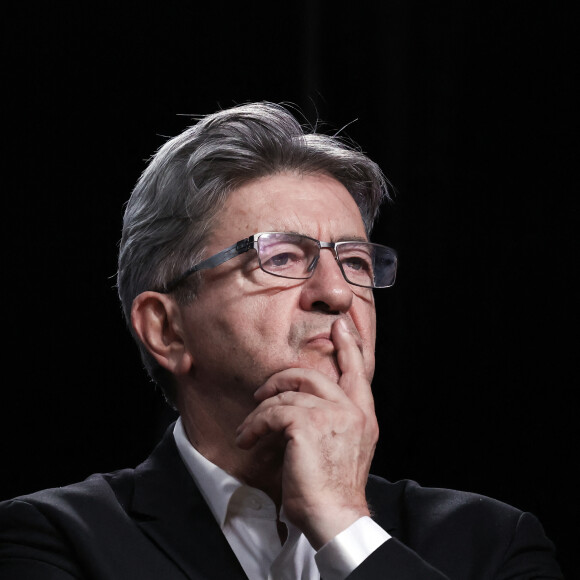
[337,244,375,284]
[260,244,307,272]
[269,252,292,267]
[342,256,369,271]
[341,252,372,273]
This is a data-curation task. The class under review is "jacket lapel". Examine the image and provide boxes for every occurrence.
[130,424,248,579]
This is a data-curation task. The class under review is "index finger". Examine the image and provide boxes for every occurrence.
[332,318,375,413]
[253,367,348,403]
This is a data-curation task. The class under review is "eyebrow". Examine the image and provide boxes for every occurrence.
[335,235,369,243]
[280,230,369,243]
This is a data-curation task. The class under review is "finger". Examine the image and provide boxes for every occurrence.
[241,390,326,431]
[235,405,307,449]
[254,367,348,404]
[332,319,375,412]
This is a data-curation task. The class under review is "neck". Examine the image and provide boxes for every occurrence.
[177,383,285,508]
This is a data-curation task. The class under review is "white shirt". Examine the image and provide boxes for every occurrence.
[173,418,390,579]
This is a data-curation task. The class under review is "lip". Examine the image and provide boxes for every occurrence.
[305,333,335,350]
[307,332,332,342]
[303,321,364,353]
[307,333,333,343]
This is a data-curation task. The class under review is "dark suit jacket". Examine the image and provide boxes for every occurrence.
[0,424,562,579]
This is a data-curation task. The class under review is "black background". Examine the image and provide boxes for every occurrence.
[2,2,578,577]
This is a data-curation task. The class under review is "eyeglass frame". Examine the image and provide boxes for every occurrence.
[160,231,397,293]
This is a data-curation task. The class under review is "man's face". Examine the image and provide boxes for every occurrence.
[177,172,376,406]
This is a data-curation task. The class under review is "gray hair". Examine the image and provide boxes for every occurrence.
[117,101,390,405]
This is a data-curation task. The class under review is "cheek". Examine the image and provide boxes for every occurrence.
[369,308,377,344]
[219,295,290,347]
[353,293,376,337]
[251,305,294,357]
[357,301,377,380]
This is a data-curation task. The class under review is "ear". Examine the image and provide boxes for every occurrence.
[131,291,194,376]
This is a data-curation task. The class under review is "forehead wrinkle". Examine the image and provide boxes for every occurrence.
[263,213,367,242]
[263,230,369,244]
[291,232,370,243]
[215,173,368,247]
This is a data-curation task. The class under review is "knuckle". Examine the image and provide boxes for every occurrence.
[277,391,290,404]
[263,405,282,422]
[308,408,327,428]
[349,407,378,437]
[349,406,366,428]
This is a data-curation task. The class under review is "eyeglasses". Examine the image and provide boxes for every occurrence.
[162,232,397,292]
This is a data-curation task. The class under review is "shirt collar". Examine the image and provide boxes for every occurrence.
[173,417,244,527]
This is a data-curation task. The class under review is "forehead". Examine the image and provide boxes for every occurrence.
[211,173,367,246]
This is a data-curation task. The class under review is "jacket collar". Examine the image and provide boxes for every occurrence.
[130,423,248,579]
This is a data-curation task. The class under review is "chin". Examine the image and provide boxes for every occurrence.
[303,356,341,382]
[321,368,341,383]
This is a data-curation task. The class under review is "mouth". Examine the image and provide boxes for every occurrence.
[305,333,335,352]
[302,320,364,354]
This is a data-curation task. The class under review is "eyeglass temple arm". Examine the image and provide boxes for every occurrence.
[163,237,255,293]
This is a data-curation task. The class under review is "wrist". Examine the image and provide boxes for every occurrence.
[300,503,371,550]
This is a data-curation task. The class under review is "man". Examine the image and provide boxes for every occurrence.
[0,102,562,578]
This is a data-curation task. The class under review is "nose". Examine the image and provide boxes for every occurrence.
[299,248,354,314]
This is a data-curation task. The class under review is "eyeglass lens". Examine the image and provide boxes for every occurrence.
[256,233,396,288]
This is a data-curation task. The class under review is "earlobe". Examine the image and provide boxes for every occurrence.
[131,291,194,376]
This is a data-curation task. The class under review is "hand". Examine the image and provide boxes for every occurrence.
[235,318,379,549]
